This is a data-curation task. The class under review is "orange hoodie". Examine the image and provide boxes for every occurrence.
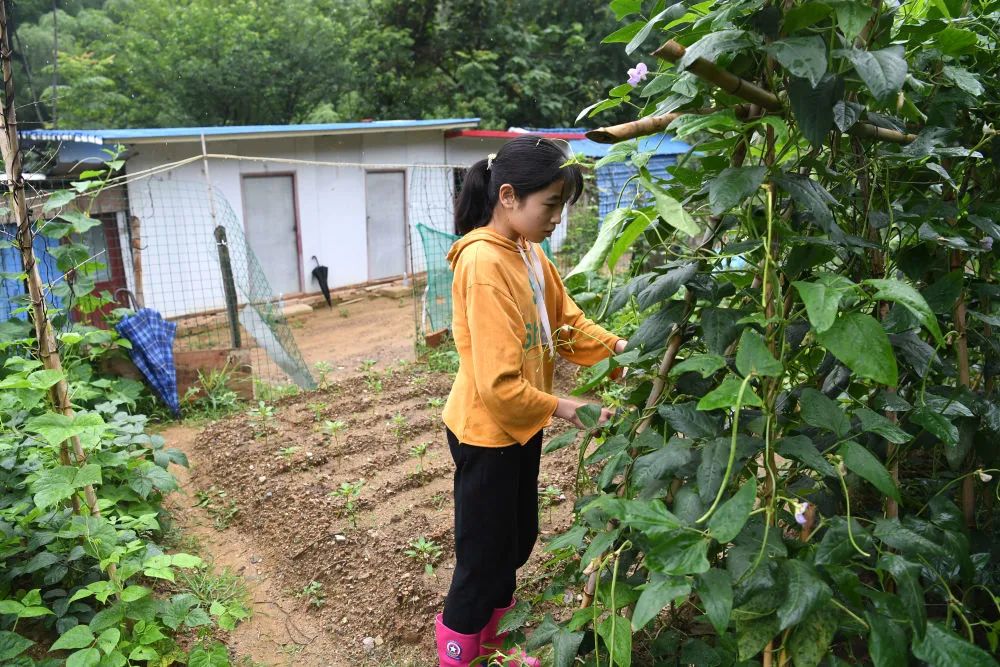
[442,227,622,447]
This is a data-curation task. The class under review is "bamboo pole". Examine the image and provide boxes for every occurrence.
[0,2,115,579]
[586,113,685,144]
[653,40,782,111]
[129,215,144,307]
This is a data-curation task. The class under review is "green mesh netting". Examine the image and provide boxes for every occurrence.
[416,223,551,334]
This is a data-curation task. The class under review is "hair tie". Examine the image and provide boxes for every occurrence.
[486,153,496,170]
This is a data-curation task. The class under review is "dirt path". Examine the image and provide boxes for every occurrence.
[160,295,587,665]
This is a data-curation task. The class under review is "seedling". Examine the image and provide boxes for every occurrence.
[321,419,347,445]
[277,446,299,460]
[307,401,328,421]
[404,537,443,576]
[410,442,429,474]
[427,396,445,409]
[431,492,448,511]
[330,479,365,528]
[296,580,326,608]
[391,413,408,440]
[338,307,349,318]
[313,361,332,388]
[248,401,275,437]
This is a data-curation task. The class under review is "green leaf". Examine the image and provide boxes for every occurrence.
[788,75,843,148]
[776,435,837,478]
[941,65,983,97]
[737,615,780,661]
[640,177,699,237]
[576,404,602,429]
[922,271,963,315]
[799,389,851,438]
[95,628,120,656]
[696,569,733,635]
[644,531,711,576]
[543,430,580,454]
[568,208,631,277]
[697,375,763,411]
[0,600,24,615]
[736,330,783,378]
[774,175,839,237]
[865,612,907,667]
[783,2,833,34]
[31,467,77,508]
[833,100,863,132]
[776,560,832,630]
[609,0,642,21]
[497,600,532,634]
[679,30,751,69]
[120,585,150,603]
[833,1,873,41]
[56,211,102,234]
[855,407,911,444]
[633,578,690,632]
[817,313,898,386]
[863,278,944,345]
[768,37,827,87]
[42,190,77,213]
[671,354,726,379]
[0,631,33,661]
[51,624,96,651]
[637,263,698,309]
[660,401,722,440]
[626,6,679,55]
[701,307,743,355]
[912,622,998,667]
[932,27,978,56]
[878,553,926,635]
[788,607,838,667]
[597,613,632,667]
[794,274,856,333]
[910,407,958,445]
[607,210,653,269]
[815,517,873,565]
[841,46,907,101]
[708,478,756,543]
[708,166,767,215]
[839,441,900,501]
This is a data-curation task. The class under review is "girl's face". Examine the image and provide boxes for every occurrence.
[496,179,569,244]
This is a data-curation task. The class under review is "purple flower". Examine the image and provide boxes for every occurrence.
[794,501,809,526]
[627,62,649,87]
[982,236,994,251]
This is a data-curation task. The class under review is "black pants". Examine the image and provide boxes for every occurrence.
[442,428,542,634]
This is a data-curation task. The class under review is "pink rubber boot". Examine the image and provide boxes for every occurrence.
[478,599,541,667]
[435,613,481,666]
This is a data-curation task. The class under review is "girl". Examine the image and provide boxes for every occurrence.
[435,136,627,665]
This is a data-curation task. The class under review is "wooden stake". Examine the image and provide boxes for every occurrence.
[129,215,144,307]
[0,2,115,577]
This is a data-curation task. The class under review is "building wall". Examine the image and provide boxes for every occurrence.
[121,130,453,318]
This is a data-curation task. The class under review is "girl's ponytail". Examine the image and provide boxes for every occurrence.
[453,136,583,236]
[454,159,494,235]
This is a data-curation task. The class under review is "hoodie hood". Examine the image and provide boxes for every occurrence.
[447,227,523,269]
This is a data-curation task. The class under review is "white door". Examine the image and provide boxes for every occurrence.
[242,175,300,295]
[365,171,407,281]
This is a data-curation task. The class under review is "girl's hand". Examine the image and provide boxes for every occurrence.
[614,339,628,354]
[610,339,629,380]
[555,398,614,429]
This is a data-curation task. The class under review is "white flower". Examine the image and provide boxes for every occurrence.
[978,470,993,483]
[793,501,810,526]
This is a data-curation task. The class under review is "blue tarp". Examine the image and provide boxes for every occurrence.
[0,226,64,321]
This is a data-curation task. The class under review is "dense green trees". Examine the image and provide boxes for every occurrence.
[11,0,633,129]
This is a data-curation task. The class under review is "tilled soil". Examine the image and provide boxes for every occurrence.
[180,361,588,665]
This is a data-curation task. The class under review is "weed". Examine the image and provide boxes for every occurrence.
[296,580,326,608]
[404,537,443,576]
[194,486,240,530]
[410,442,429,475]
[427,396,445,409]
[330,479,365,528]
[431,492,448,511]
[339,307,349,318]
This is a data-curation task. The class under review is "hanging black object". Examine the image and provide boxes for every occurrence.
[311,256,332,308]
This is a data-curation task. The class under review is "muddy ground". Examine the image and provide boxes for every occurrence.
[162,295,591,666]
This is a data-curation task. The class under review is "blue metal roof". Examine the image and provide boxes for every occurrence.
[20,118,481,145]
[568,134,690,158]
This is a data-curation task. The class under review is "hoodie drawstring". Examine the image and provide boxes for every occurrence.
[518,242,555,359]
